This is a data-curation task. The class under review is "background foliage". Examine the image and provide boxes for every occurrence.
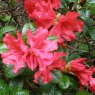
[0,0,95,95]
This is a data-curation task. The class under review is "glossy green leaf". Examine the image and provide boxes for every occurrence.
[22,23,36,35]
[42,86,62,95]
[3,65,24,78]
[70,78,79,89]
[0,26,16,38]
[59,75,70,90]
[78,44,89,51]
[76,90,91,95]
[78,9,90,19]
[0,80,9,95]
[52,70,70,90]
[9,79,29,95]
[39,84,53,92]
[9,78,24,89]
[52,70,63,83]
[67,53,80,62]
[48,36,58,40]
[2,16,11,22]
[0,43,7,54]
[12,90,29,95]
[89,29,95,40]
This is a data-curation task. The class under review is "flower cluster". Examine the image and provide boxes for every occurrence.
[1,0,95,93]
[64,58,95,92]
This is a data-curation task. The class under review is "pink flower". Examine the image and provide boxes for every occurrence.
[26,28,58,71]
[49,12,84,41]
[34,52,66,83]
[1,32,28,73]
[89,77,95,92]
[24,0,56,29]
[69,58,92,86]
[1,27,58,74]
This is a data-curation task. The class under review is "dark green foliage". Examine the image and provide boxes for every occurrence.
[0,0,95,95]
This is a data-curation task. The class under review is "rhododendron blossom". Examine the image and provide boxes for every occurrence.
[89,77,95,92]
[1,28,58,74]
[26,28,58,71]
[50,12,84,41]
[88,66,95,92]
[24,0,84,42]
[1,32,28,73]
[24,0,56,29]
[64,58,92,86]
[48,0,61,9]
[1,0,95,94]
[34,52,66,83]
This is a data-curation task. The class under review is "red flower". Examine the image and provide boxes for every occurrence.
[1,32,28,73]
[34,69,52,83]
[88,66,95,92]
[49,0,61,9]
[34,52,66,83]
[68,58,92,86]
[49,52,66,71]
[24,0,56,29]
[49,12,84,41]
[26,28,58,71]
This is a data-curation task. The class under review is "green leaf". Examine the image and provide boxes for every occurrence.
[0,26,16,39]
[39,84,53,92]
[84,18,94,27]
[9,78,24,89]
[89,29,95,40]
[0,80,9,95]
[2,16,11,22]
[70,77,79,89]
[0,43,7,54]
[92,50,95,57]
[78,44,89,51]
[42,86,62,95]
[3,65,24,78]
[87,2,95,15]
[67,53,80,62]
[76,90,91,95]
[9,0,16,7]
[59,75,70,90]
[52,70,70,90]
[78,9,90,19]
[22,23,36,35]
[31,90,42,95]
[47,36,58,40]
[12,89,29,95]
[22,68,34,76]
[52,70,62,83]
[9,79,29,95]
[87,0,95,4]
